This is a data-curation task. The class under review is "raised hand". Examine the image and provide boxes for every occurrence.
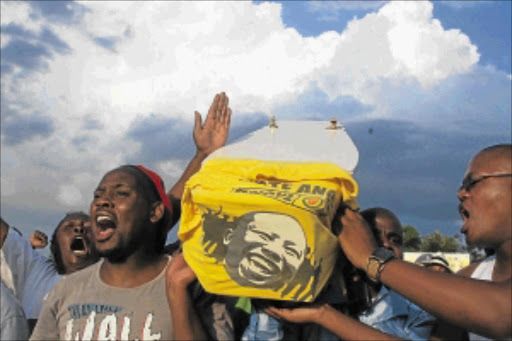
[338,208,378,270]
[30,230,48,249]
[193,92,232,157]
[166,252,197,291]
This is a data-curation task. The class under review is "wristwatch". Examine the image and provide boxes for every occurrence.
[367,247,395,282]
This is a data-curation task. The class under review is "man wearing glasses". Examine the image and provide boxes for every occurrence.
[268,144,511,340]
[454,143,511,340]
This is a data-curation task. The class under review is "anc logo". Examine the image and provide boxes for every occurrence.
[302,197,323,209]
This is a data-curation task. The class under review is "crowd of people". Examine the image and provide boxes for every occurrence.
[0,92,510,340]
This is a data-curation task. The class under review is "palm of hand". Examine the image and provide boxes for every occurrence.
[265,306,321,324]
[194,121,228,155]
[194,92,231,156]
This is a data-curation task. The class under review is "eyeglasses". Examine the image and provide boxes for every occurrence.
[459,174,512,192]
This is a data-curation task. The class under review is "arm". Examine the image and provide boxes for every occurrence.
[265,304,403,341]
[166,92,231,216]
[0,216,61,320]
[337,208,512,339]
[166,253,209,341]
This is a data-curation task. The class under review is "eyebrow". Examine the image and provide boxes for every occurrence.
[386,232,403,240]
[95,183,132,191]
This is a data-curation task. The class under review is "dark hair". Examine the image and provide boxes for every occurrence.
[360,207,400,246]
[50,211,90,274]
[116,165,171,253]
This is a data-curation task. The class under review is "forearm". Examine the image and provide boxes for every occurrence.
[168,288,208,341]
[167,152,208,205]
[313,305,403,341]
[379,260,512,339]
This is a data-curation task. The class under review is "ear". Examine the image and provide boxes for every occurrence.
[150,202,165,224]
[223,228,234,245]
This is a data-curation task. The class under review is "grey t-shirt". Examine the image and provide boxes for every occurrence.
[31,258,174,341]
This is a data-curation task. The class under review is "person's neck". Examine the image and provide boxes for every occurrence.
[493,239,512,282]
[100,251,168,288]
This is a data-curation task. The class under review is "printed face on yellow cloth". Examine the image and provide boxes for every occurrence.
[179,158,358,302]
[212,211,306,290]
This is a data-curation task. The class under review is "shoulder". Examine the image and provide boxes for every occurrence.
[65,259,100,280]
[457,256,496,277]
[457,262,479,277]
[51,260,100,293]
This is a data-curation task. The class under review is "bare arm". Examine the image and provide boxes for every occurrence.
[265,304,402,341]
[166,253,208,341]
[166,92,231,224]
[167,92,231,200]
[338,209,512,339]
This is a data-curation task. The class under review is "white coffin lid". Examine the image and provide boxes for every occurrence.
[207,120,359,173]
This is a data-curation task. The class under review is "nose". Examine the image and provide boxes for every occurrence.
[382,241,393,251]
[74,224,85,234]
[94,193,113,209]
[457,187,468,201]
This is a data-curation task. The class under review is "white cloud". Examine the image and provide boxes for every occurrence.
[0,1,43,32]
[57,184,83,207]
[315,1,479,108]
[0,0,498,220]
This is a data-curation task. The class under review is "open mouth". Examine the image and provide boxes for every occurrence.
[458,204,470,222]
[246,254,279,275]
[71,236,88,255]
[97,215,116,229]
[95,215,116,241]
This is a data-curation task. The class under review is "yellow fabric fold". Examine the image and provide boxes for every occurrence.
[180,158,358,302]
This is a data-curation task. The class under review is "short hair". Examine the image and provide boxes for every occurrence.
[360,207,401,245]
[50,211,90,274]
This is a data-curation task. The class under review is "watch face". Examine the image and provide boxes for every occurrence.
[374,247,395,260]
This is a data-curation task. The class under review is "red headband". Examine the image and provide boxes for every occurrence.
[135,164,171,212]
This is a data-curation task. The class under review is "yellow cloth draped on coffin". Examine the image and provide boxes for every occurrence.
[179,158,358,302]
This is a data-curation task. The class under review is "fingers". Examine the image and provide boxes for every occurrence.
[169,251,187,270]
[167,252,198,289]
[264,307,284,320]
[217,94,228,125]
[36,230,48,239]
[207,92,229,126]
[337,208,378,270]
[31,230,48,242]
[225,108,232,127]
[193,111,202,134]
[206,94,220,123]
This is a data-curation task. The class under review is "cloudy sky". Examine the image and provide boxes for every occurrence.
[1,1,510,246]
